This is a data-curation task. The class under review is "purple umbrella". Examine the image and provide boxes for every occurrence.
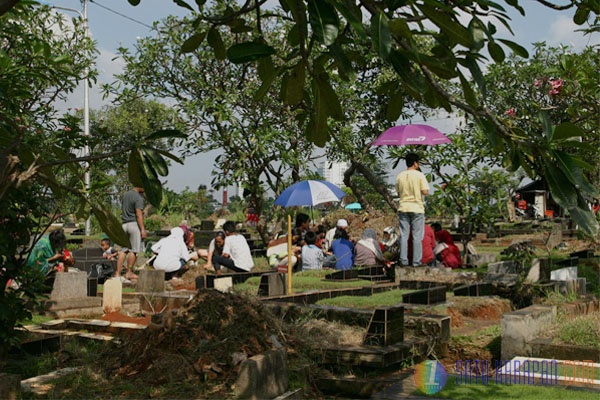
[371,124,452,146]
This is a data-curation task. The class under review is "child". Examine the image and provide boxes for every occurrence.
[100,238,117,261]
[301,231,324,271]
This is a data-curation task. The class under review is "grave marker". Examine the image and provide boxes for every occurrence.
[102,277,122,313]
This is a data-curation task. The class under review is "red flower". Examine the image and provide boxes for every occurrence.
[504,108,516,117]
[63,126,72,132]
[548,79,563,95]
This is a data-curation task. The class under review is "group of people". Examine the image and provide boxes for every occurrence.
[23,152,458,286]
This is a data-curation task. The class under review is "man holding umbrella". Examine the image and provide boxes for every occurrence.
[396,153,429,267]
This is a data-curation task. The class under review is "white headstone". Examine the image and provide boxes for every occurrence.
[102,277,122,313]
[213,276,233,293]
[550,267,577,281]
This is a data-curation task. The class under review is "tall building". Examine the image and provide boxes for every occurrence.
[318,161,349,188]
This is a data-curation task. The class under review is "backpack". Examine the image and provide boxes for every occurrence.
[88,262,116,284]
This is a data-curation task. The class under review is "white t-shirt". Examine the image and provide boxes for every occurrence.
[223,234,254,271]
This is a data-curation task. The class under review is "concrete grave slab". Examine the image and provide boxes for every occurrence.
[258,273,287,296]
[102,277,122,313]
[487,260,520,275]
[49,272,88,301]
[467,253,496,266]
[234,349,288,400]
[501,305,556,360]
[136,269,165,293]
[550,266,577,281]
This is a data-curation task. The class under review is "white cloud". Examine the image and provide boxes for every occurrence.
[547,15,598,49]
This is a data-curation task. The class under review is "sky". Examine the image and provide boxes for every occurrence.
[48,0,598,195]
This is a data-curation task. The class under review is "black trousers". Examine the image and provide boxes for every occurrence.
[212,254,247,273]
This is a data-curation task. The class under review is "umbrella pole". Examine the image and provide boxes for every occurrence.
[287,214,292,294]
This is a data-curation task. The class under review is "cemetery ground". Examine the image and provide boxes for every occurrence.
[3,217,600,399]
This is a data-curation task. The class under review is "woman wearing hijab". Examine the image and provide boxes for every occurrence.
[354,228,385,267]
[151,227,199,279]
[382,226,400,261]
[432,223,462,269]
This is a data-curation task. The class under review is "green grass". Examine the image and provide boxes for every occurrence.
[314,289,412,308]
[19,313,56,326]
[555,363,600,381]
[234,269,374,295]
[423,377,600,399]
[557,313,600,349]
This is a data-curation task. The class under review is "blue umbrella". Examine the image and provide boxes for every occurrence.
[345,202,362,210]
[274,180,347,207]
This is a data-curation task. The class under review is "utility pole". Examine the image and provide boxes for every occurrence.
[51,1,91,236]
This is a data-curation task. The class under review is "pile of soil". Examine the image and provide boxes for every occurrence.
[100,289,286,396]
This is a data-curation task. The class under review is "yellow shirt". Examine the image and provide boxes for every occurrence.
[396,169,429,214]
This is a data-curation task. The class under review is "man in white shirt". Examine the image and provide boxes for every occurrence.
[212,221,254,273]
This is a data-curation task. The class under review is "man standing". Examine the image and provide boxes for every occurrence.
[212,221,254,273]
[396,153,429,267]
[116,186,146,281]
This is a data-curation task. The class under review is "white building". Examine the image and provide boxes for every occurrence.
[318,161,349,188]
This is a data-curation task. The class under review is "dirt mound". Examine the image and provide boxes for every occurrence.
[101,290,285,395]
[448,297,512,320]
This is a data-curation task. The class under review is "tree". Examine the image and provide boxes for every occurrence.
[136,0,599,236]
[0,4,182,355]
[109,12,319,242]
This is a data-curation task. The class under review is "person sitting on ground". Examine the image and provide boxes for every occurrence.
[197,231,225,272]
[100,238,118,261]
[267,228,302,272]
[431,223,462,269]
[408,223,436,266]
[301,231,324,271]
[151,227,199,280]
[212,221,254,274]
[26,229,73,291]
[324,219,348,252]
[179,224,195,250]
[354,228,385,267]
[295,213,311,243]
[382,226,400,261]
[314,224,326,249]
[324,228,354,270]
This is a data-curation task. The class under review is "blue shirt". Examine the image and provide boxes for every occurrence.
[331,238,354,270]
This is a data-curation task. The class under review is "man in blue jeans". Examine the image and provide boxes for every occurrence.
[396,153,429,266]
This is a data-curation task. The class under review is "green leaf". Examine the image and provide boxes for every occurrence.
[505,0,525,16]
[329,43,354,81]
[314,73,343,120]
[172,0,194,11]
[573,5,590,25]
[386,90,404,122]
[418,4,473,48]
[539,111,553,140]
[552,122,585,142]
[139,153,163,206]
[468,18,486,51]
[227,42,276,64]
[333,1,366,38]
[488,41,505,63]
[207,27,226,60]
[498,39,529,58]
[91,204,130,248]
[459,72,477,107]
[389,18,412,40]
[254,64,279,102]
[128,0,141,6]
[145,129,187,141]
[567,205,599,237]
[307,0,339,46]
[554,150,598,196]
[371,11,392,59]
[181,32,206,53]
[257,57,275,81]
[153,148,184,165]
[141,146,169,176]
[306,111,329,148]
[128,151,143,187]
[543,162,577,208]
[464,55,486,95]
[283,61,305,106]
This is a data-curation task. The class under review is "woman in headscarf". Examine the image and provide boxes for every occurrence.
[354,228,385,267]
[151,227,199,279]
[382,226,400,261]
[432,224,462,269]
